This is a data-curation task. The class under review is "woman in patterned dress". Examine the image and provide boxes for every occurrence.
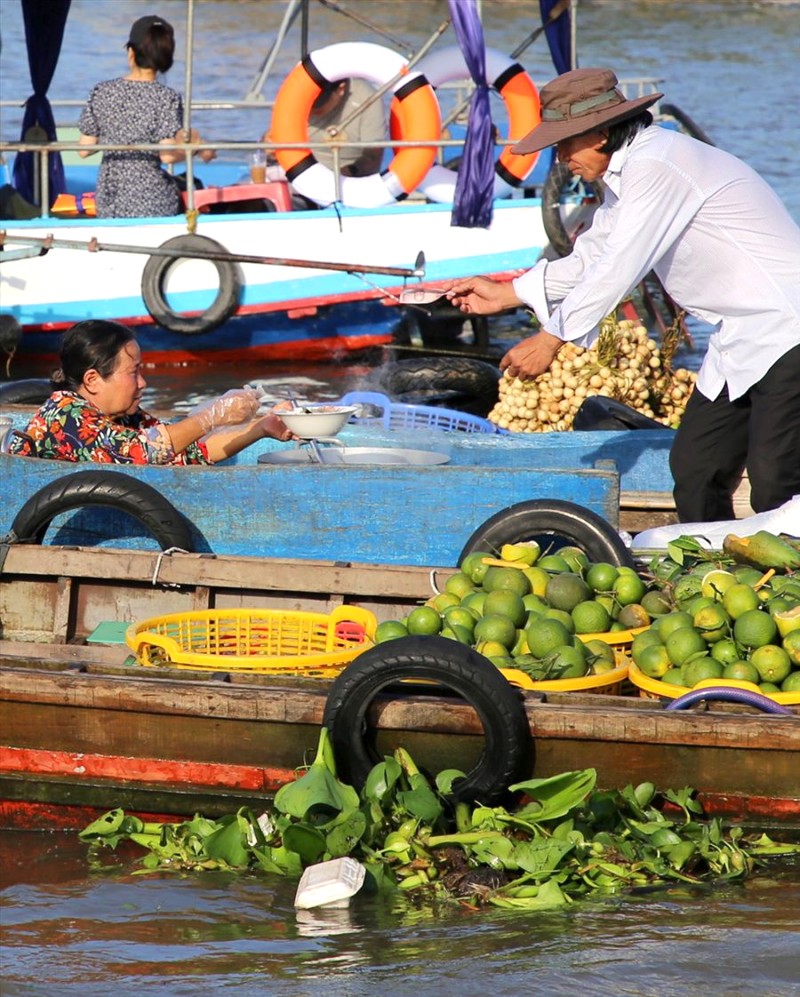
[77,14,214,218]
[9,320,295,465]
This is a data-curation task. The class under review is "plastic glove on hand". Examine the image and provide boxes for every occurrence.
[192,387,260,432]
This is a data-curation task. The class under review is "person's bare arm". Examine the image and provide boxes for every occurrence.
[78,134,98,158]
[444,276,523,316]
[202,413,295,462]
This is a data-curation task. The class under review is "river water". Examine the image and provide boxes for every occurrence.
[2,2,800,993]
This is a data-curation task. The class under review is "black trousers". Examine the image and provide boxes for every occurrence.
[670,342,800,522]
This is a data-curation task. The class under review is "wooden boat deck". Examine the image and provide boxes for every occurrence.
[1,545,798,828]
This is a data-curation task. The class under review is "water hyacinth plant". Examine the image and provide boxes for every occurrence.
[79,728,799,909]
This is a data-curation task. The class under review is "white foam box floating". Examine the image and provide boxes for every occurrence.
[293,857,367,910]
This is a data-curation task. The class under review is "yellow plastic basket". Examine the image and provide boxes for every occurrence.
[628,661,800,706]
[500,627,645,693]
[126,606,376,677]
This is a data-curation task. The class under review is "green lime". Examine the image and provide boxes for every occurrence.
[406,606,442,636]
[443,606,477,634]
[461,551,492,584]
[613,573,647,607]
[683,656,724,687]
[710,638,742,666]
[537,554,572,574]
[557,546,590,573]
[654,611,695,641]
[525,618,572,659]
[692,603,732,643]
[482,565,531,597]
[637,643,672,678]
[444,572,475,600]
[542,607,576,634]
[583,638,616,665]
[733,609,779,650]
[722,660,760,684]
[722,583,761,619]
[665,626,708,666]
[631,629,665,664]
[546,572,592,611]
[617,603,651,630]
[545,644,589,679]
[661,667,686,687]
[428,592,461,614]
[374,620,408,643]
[473,613,518,650]
[440,623,473,644]
[571,600,612,635]
[640,589,674,616]
[461,591,487,617]
[483,589,527,628]
[781,670,800,693]
[750,644,791,684]
[585,562,620,593]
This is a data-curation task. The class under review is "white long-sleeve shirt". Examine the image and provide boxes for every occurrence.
[512,125,800,401]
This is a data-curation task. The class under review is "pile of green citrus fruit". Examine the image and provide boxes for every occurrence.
[630,564,800,697]
[374,541,660,683]
[373,532,800,699]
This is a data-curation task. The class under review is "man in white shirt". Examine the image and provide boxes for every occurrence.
[445,67,800,523]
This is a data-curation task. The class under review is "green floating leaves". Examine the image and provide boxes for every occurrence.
[77,732,800,912]
[274,726,360,826]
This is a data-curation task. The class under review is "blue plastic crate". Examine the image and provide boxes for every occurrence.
[339,391,505,434]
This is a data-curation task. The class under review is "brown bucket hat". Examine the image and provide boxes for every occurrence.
[512,68,662,155]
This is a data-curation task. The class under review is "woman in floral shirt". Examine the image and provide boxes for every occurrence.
[9,320,294,465]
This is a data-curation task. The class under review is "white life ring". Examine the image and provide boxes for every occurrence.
[413,46,541,203]
[270,42,441,208]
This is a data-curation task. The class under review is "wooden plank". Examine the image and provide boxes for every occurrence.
[1,545,445,597]
[1,455,620,564]
[1,662,797,752]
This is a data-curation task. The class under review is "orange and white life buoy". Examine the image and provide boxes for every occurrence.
[413,47,541,203]
[269,42,440,208]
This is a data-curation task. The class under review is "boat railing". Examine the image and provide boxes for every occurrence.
[0,75,666,216]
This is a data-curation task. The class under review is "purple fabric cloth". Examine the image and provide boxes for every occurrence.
[540,0,572,75]
[12,0,71,207]
[449,0,494,228]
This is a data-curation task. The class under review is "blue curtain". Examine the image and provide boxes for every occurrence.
[539,0,572,75]
[13,0,71,206]
[449,0,494,228]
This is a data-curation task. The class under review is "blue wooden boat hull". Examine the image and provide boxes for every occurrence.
[0,424,640,565]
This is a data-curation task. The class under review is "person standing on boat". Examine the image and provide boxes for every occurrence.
[443,67,800,523]
[8,320,296,465]
[77,14,215,218]
[263,76,385,196]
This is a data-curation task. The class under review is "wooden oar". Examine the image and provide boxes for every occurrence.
[0,231,426,279]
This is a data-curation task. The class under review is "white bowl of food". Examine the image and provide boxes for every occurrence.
[277,404,358,439]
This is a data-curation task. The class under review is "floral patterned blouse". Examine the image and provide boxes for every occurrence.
[9,391,211,465]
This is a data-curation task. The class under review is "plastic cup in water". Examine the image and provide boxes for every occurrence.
[249,151,267,184]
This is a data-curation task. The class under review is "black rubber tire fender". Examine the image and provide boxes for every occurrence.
[542,161,605,259]
[322,635,532,805]
[366,357,501,417]
[10,470,194,551]
[141,234,242,335]
[0,378,53,405]
[458,498,636,568]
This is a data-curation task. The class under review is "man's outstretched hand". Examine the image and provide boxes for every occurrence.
[500,331,563,380]
[443,276,522,316]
